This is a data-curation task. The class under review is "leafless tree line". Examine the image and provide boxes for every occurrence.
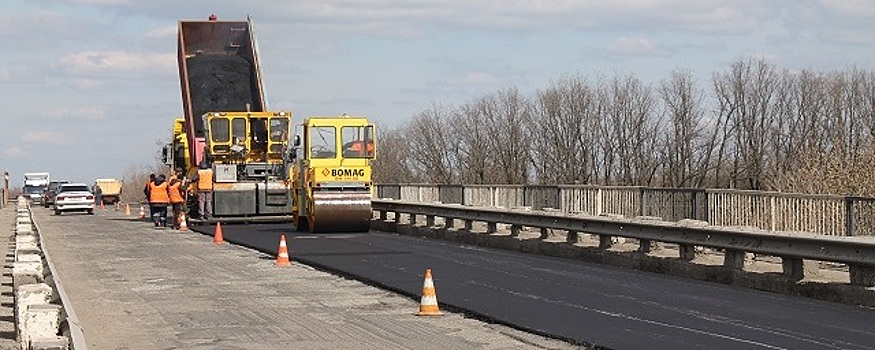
[372,58,875,196]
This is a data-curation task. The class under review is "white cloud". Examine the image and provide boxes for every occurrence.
[58,51,175,77]
[607,36,668,56]
[144,25,176,39]
[20,131,75,145]
[38,106,107,121]
[1,147,26,159]
[461,72,500,86]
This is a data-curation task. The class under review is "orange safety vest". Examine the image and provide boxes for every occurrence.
[168,182,185,204]
[149,182,170,204]
[197,169,214,191]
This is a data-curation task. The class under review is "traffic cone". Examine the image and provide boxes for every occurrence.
[213,222,225,245]
[177,211,189,231]
[276,234,291,266]
[100,201,105,210]
[139,205,146,219]
[416,268,443,316]
[125,203,131,216]
[115,202,120,212]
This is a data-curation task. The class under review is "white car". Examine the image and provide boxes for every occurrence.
[53,183,95,215]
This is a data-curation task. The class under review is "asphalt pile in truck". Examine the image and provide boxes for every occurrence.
[187,55,260,135]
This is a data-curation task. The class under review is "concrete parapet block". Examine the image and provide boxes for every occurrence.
[13,261,45,289]
[16,252,43,263]
[15,283,53,326]
[28,336,69,350]
[16,216,33,226]
[16,235,38,245]
[16,243,43,260]
[17,224,35,235]
[20,304,62,350]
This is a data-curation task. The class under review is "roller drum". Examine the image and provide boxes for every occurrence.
[310,191,372,232]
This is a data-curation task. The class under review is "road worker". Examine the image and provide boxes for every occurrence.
[147,174,171,227]
[168,178,186,229]
[189,161,214,220]
[143,173,156,220]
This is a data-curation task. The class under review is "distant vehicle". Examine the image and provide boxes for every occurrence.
[24,172,50,205]
[94,178,123,205]
[53,183,94,215]
[42,180,69,208]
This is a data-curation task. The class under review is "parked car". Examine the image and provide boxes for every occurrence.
[53,183,95,215]
[42,180,69,208]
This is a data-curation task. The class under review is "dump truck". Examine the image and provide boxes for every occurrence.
[94,178,123,205]
[24,172,50,204]
[289,115,376,232]
[166,15,293,222]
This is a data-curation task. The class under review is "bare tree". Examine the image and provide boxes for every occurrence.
[404,105,457,183]
[530,75,599,184]
[371,126,417,183]
[474,88,533,184]
[658,69,715,188]
[600,74,661,185]
[712,58,779,189]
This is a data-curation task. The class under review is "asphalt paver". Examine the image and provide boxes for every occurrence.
[29,205,579,350]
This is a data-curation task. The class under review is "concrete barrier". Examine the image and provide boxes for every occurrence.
[11,198,73,349]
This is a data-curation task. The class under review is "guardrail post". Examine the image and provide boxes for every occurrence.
[638,239,652,253]
[539,228,549,239]
[782,257,815,282]
[464,219,473,231]
[723,249,745,270]
[849,264,875,286]
[409,213,417,226]
[599,235,612,249]
[426,215,435,227]
[444,217,455,229]
[486,222,497,234]
[510,224,521,237]
[566,231,578,244]
[379,210,387,222]
[679,245,696,261]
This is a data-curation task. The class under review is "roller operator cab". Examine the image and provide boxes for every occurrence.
[203,111,293,219]
[290,115,375,233]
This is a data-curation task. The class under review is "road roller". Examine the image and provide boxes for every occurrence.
[289,115,375,232]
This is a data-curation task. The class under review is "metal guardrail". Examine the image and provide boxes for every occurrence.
[375,184,875,236]
[372,199,875,286]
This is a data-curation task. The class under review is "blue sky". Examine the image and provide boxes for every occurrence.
[1,0,874,188]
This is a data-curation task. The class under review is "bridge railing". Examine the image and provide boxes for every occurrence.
[371,200,875,286]
[374,184,875,236]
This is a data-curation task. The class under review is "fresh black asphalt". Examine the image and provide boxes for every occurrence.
[193,223,875,350]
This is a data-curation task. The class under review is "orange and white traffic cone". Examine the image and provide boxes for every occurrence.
[276,234,291,266]
[139,205,146,219]
[213,222,225,245]
[125,203,131,216]
[115,202,120,212]
[100,201,106,210]
[177,211,189,231]
[416,268,443,316]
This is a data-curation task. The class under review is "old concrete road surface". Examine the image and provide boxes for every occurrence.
[206,224,875,350]
[30,207,578,350]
